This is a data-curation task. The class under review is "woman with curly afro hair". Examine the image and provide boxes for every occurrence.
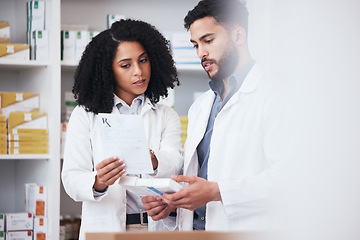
[62,19,183,238]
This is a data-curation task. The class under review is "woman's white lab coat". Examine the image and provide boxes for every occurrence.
[62,97,183,240]
[179,63,291,231]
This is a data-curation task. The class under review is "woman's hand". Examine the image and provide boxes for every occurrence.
[93,156,125,192]
[142,196,176,221]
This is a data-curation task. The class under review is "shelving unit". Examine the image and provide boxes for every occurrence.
[0,1,61,240]
[1,0,209,239]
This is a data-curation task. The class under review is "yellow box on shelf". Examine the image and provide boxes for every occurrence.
[8,140,48,149]
[0,21,10,43]
[0,43,29,60]
[0,114,6,122]
[9,146,48,155]
[0,92,39,109]
[8,128,48,135]
[8,133,48,142]
[0,134,6,142]
[8,110,47,130]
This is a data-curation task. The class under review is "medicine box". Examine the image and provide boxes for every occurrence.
[61,30,76,61]
[75,30,88,61]
[8,111,47,130]
[0,21,10,43]
[0,43,30,60]
[118,176,183,196]
[9,146,48,154]
[33,217,47,240]
[5,213,33,231]
[31,30,48,60]
[0,213,4,231]
[25,184,47,217]
[6,231,33,240]
[27,1,46,31]
[0,92,39,117]
[106,14,125,29]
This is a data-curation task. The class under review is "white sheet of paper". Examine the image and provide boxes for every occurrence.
[98,113,153,174]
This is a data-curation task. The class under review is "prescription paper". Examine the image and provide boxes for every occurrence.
[98,113,153,174]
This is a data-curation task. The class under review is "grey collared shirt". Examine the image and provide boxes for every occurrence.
[193,60,256,230]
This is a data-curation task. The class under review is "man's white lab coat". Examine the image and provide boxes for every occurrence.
[179,64,290,231]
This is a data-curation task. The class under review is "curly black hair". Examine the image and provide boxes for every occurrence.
[184,0,249,33]
[73,19,179,114]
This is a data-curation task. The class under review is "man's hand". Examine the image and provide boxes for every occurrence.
[93,156,125,191]
[161,175,221,211]
[142,196,176,221]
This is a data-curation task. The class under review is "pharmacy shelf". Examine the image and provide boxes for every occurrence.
[0,59,49,71]
[0,154,51,160]
[61,61,203,72]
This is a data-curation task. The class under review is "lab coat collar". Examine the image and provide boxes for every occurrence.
[238,63,263,93]
[140,98,156,115]
[219,63,263,113]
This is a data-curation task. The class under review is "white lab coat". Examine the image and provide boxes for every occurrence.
[179,63,291,231]
[62,97,183,240]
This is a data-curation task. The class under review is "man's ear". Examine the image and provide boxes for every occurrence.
[232,26,246,45]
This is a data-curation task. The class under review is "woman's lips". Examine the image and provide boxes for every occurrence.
[133,79,145,86]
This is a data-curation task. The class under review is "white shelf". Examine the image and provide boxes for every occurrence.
[0,59,49,71]
[61,60,79,70]
[61,61,203,72]
[0,154,51,160]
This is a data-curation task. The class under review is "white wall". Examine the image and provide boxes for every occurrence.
[250,0,360,239]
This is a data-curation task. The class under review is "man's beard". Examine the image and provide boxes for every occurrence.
[208,40,239,82]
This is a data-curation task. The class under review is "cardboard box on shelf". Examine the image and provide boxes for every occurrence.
[31,30,48,60]
[8,140,48,149]
[5,213,33,231]
[0,43,29,60]
[33,217,47,240]
[118,176,183,197]
[8,146,48,155]
[0,21,10,43]
[0,213,4,231]
[0,134,6,142]
[0,92,39,117]
[25,184,47,217]
[7,111,47,130]
[8,128,47,135]
[106,14,125,29]
[7,133,48,142]
[75,30,88,61]
[0,126,6,134]
[6,230,33,240]
[61,30,76,61]
[27,1,46,32]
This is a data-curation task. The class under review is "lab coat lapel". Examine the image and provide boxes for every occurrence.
[184,91,215,172]
[220,63,263,113]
